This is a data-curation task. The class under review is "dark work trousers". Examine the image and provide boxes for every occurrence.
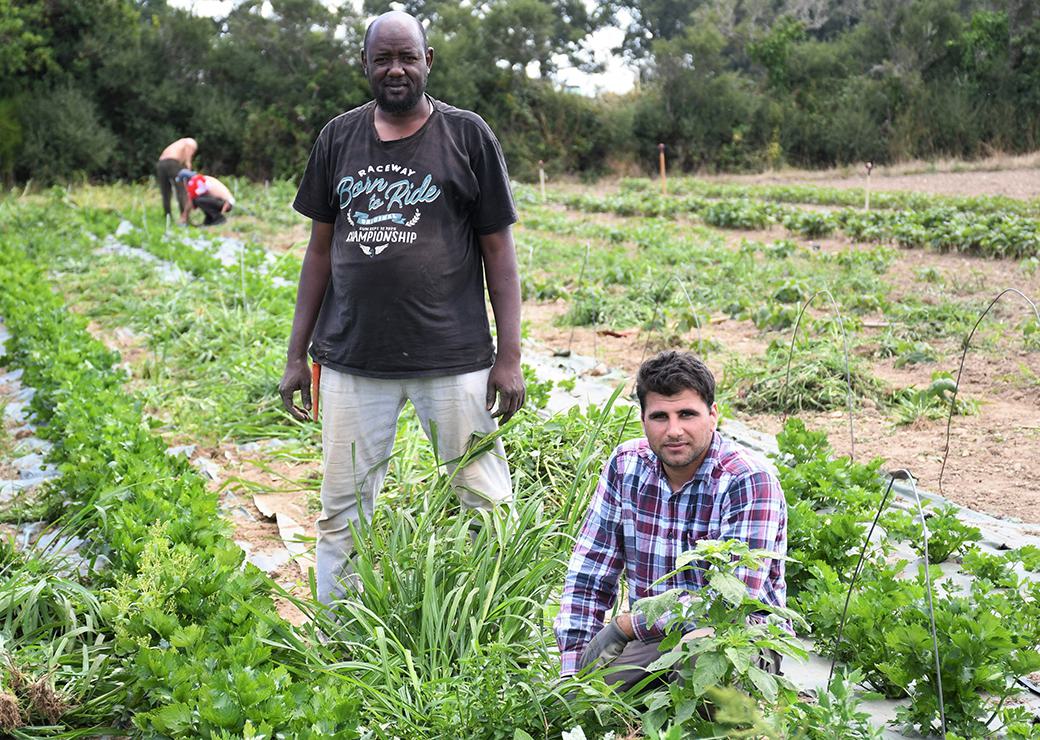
[156,158,188,218]
[601,636,783,694]
[193,195,231,225]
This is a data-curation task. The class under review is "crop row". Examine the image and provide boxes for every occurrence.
[777,419,1040,738]
[618,177,1040,217]
[556,190,1040,259]
[0,211,366,735]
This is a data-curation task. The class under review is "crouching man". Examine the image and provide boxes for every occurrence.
[553,351,788,691]
[177,169,235,226]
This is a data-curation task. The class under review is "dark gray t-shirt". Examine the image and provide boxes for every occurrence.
[293,97,517,378]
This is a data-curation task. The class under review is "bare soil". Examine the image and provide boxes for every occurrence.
[707,153,1040,201]
[204,441,315,624]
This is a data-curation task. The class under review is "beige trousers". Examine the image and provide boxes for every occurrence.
[316,366,512,603]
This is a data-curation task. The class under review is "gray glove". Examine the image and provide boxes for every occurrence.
[578,620,632,673]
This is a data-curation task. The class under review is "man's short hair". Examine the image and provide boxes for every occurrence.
[636,351,715,411]
[363,13,428,57]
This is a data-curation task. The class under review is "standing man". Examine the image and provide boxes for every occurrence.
[279,11,525,604]
[156,137,198,221]
[176,170,235,226]
[554,351,787,691]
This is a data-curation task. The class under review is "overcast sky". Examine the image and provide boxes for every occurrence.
[167,0,636,95]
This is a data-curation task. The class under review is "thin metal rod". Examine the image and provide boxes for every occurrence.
[783,289,856,461]
[906,473,946,736]
[939,288,1040,496]
[634,292,665,397]
[674,278,703,349]
[827,472,899,684]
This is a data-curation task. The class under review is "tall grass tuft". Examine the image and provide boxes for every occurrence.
[263,399,641,738]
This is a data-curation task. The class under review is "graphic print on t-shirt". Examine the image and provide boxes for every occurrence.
[336,162,442,257]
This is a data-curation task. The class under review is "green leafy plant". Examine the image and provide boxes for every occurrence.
[786,668,882,739]
[795,560,920,698]
[632,539,807,738]
[891,371,978,426]
[1012,544,1040,572]
[880,576,1040,738]
[888,504,982,564]
[960,547,1017,588]
[772,419,889,594]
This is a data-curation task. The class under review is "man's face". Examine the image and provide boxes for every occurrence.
[363,19,432,114]
[642,388,718,482]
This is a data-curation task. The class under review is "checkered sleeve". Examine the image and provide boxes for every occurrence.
[631,594,682,642]
[720,470,786,602]
[553,452,625,676]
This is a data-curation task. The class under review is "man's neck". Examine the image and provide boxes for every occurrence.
[661,450,710,493]
[373,95,432,141]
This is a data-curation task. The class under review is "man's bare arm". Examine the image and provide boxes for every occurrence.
[478,227,525,423]
[279,220,334,421]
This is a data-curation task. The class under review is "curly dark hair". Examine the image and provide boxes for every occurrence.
[636,351,715,411]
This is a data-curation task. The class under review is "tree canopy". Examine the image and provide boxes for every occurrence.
[2,0,1038,184]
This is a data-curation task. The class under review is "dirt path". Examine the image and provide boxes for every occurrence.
[704,152,1040,201]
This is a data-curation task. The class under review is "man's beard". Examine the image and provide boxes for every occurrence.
[374,81,425,114]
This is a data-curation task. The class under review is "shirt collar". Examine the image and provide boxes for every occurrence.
[692,431,723,483]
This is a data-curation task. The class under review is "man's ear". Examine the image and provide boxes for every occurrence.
[426,46,434,70]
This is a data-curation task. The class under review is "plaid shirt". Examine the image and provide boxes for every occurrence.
[554,431,788,676]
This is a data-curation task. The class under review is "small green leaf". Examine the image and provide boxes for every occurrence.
[148,702,194,734]
[634,588,683,625]
[647,648,687,672]
[709,571,748,606]
[745,665,778,703]
[690,651,728,696]
[724,645,755,673]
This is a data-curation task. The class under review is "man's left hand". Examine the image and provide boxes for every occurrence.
[486,358,525,423]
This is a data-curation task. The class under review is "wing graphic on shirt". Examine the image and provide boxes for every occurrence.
[359,244,390,257]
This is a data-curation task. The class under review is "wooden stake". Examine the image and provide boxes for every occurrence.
[864,161,874,211]
[658,143,667,196]
[538,160,546,202]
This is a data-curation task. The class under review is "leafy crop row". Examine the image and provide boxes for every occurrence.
[618,177,1040,217]
[558,190,1040,259]
[1,193,651,737]
[0,223,368,736]
[775,420,1040,738]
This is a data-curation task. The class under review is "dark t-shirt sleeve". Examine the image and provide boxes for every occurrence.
[293,127,337,223]
[468,119,518,235]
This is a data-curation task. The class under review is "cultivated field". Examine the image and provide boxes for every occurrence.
[2,162,1040,737]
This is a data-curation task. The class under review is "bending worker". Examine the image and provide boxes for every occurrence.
[176,170,235,226]
[156,137,198,221]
